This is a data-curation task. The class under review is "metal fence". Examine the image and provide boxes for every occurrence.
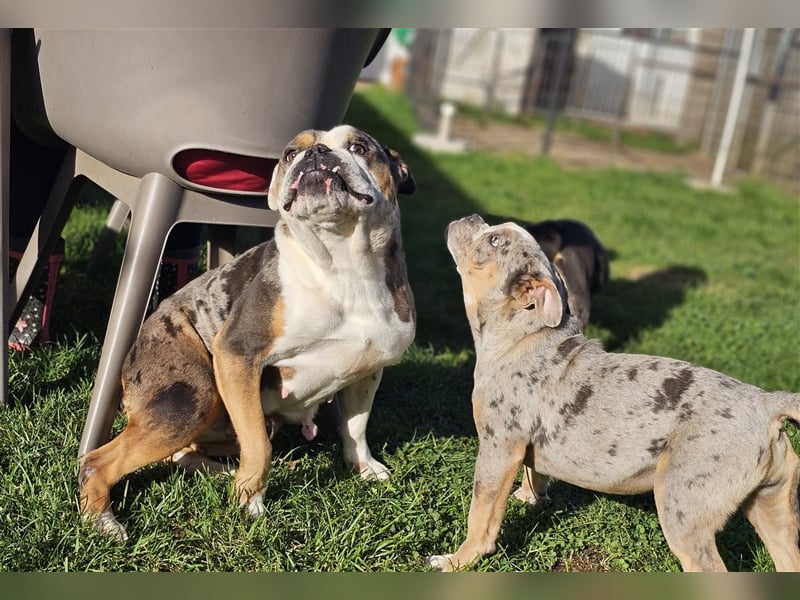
[406,28,799,194]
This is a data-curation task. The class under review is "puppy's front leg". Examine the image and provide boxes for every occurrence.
[212,352,271,517]
[429,441,526,571]
[338,369,389,480]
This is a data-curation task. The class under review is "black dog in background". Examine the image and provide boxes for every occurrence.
[488,216,609,328]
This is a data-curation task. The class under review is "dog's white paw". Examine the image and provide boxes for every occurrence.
[427,554,456,572]
[242,490,267,518]
[512,485,550,506]
[87,509,129,543]
[357,459,390,481]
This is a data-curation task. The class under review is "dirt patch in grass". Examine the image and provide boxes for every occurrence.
[451,117,715,183]
[552,547,615,572]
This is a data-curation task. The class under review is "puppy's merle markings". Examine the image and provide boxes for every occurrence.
[79,126,416,542]
[430,213,800,573]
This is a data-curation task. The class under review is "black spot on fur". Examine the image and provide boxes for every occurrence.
[483,424,495,438]
[608,444,617,457]
[711,454,721,462]
[559,384,593,423]
[678,402,695,422]
[160,314,180,338]
[647,438,668,457]
[652,367,695,413]
[626,367,638,381]
[532,416,550,447]
[384,232,415,323]
[715,407,735,419]
[648,360,661,371]
[675,510,686,524]
[150,382,199,424]
[555,336,582,361]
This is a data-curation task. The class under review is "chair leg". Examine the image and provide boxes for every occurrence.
[78,173,184,456]
[85,198,130,275]
[7,148,78,328]
[207,224,238,269]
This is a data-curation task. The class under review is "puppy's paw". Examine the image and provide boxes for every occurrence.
[427,554,456,572]
[85,509,128,543]
[512,485,550,506]
[357,459,390,481]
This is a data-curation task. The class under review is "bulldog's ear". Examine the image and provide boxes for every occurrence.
[267,161,282,210]
[385,146,416,195]
[510,273,564,327]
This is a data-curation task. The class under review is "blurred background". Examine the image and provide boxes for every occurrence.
[362,28,799,196]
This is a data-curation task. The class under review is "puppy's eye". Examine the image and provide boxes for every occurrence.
[489,235,501,247]
[348,142,367,155]
[284,148,299,163]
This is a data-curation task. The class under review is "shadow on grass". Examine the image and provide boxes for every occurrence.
[591,264,707,350]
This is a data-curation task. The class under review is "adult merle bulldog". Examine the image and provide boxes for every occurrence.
[79,126,416,541]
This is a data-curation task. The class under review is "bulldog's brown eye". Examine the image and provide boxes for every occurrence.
[284,148,299,163]
[348,142,367,155]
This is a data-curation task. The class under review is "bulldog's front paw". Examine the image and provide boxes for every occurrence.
[357,458,390,481]
[427,554,457,572]
[238,487,266,518]
[85,509,129,543]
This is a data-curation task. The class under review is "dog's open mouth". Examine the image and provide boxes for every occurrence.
[283,165,374,211]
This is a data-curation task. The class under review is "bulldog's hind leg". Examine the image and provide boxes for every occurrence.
[741,435,800,572]
[79,363,221,541]
[652,447,731,571]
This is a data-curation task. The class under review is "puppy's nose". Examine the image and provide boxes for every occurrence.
[306,143,331,156]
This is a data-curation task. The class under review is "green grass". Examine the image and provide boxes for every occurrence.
[1,84,798,572]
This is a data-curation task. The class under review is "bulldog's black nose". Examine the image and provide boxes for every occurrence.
[306,143,331,156]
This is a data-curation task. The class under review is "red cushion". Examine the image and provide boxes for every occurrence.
[173,149,278,192]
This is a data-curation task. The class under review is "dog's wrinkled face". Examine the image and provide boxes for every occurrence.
[446,214,567,330]
[268,125,414,222]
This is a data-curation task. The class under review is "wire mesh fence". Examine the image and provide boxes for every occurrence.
[405,28,799,195]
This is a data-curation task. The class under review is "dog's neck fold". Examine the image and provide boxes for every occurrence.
[276,216,396,275]
[470,307,582,364]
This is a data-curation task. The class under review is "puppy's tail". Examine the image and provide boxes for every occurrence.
[769,391,800,426]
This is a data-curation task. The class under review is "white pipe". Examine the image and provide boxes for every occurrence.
[710,28,755,188]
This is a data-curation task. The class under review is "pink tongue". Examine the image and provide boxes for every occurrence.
[324,177,333,195]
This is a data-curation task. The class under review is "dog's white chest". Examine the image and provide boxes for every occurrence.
[262,252,414,417]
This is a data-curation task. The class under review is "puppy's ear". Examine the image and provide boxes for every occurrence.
[385,146,416,195]
[510,273,564,327]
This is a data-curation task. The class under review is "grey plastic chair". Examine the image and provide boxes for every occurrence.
[4,29,383,456]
